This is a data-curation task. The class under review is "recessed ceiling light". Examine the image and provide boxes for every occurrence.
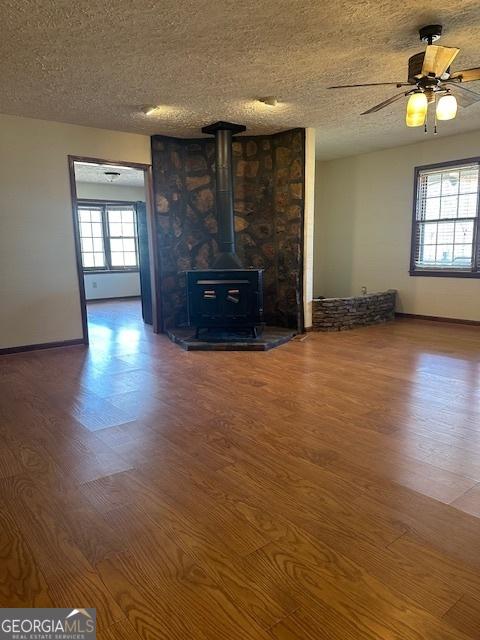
[258,96,278,107]
[142,105,161,116]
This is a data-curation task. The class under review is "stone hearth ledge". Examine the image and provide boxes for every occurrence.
[312,290,396,331]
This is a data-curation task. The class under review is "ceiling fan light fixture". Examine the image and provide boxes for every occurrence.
[104,171,121,183]
[406,92,428,127]
[436,93,457,120]
[327,22,480,133]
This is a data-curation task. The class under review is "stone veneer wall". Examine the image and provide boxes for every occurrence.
[312,290,396,331]
[151,129,305,330]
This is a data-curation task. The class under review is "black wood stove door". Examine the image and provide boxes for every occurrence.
[186,269,263,331]
[195,279,250,320]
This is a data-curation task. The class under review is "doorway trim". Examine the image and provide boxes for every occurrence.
[68,155,160,345]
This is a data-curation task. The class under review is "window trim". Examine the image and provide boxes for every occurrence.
[77,199,140,273]
[410,157,480,278]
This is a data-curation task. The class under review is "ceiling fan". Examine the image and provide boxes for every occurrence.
[328,25,480,130]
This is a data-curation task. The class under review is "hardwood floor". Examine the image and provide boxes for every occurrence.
[1,298,480,639]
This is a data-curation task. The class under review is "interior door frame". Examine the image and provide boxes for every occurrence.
[68,155,160,344]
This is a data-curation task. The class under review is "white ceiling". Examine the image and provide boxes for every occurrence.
[74,163,145,186]
[2,0,480,159]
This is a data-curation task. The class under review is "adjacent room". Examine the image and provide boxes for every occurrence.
[71,159,154,360]
[1,2,480,639]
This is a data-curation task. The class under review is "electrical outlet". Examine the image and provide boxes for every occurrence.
[92,281,97,289]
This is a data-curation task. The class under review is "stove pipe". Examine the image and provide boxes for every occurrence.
[201,121,246,269]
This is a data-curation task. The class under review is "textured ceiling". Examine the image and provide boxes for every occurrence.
[2,0,480,159]
[75,162,144,186]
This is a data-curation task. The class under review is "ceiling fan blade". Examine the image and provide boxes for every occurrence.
[328,82,410,89]
[360,90,412,115]
[446,82,480,107]
[421,45,460,78]
[450,67,480,82]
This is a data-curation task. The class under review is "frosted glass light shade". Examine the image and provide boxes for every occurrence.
[406,92,428,127]
[436,94,457,121]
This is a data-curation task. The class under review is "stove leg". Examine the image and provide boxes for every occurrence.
[251,326,257,339]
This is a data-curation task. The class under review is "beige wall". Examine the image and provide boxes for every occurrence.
[314,129,480,321]
[0,114,150,349]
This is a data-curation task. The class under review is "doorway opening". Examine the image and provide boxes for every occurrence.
[68,156,159,349]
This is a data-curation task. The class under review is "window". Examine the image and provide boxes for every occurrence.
[411,160,480,277]
[77,202,138,271]
[78,207,106,268]
[107,207,138,268]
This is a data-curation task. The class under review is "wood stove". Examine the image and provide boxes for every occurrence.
[186,269,263,338]
[185,121,264,338]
